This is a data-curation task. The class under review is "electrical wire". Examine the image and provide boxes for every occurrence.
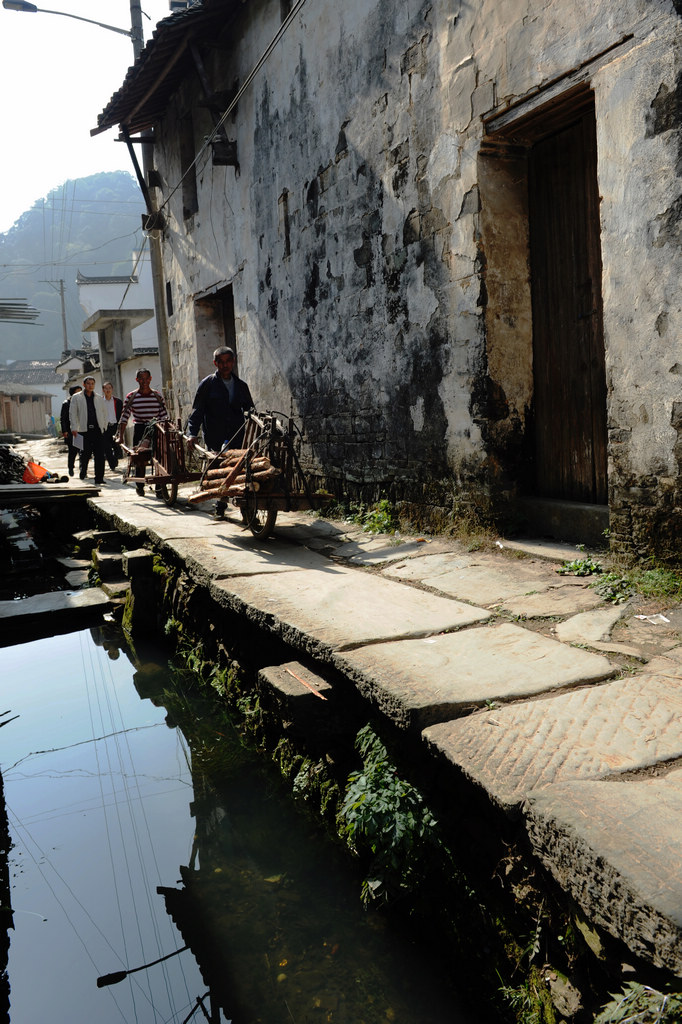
[7,803,175,1020]
[156,0,311,219]
[92,639,190,1020]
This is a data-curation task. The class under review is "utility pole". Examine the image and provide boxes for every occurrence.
[41,278,68,352]
[128,0,174,411]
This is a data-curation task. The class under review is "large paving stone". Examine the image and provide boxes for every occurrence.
[524,771,682,973]
[382,551,475,580]
[275,520,429,564]
[210,568,490,659]
[555,606,625,644]
[423,674,682,812]
[500,579,604,618]
[498,538,585,562]
[162,534,331,583]
[0,588,111,646]
[385,553,563,606]
[335,622,614,729]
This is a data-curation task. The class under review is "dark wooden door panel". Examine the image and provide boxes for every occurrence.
[529,109,607,504]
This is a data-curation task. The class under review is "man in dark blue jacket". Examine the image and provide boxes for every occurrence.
[186,346,254,518]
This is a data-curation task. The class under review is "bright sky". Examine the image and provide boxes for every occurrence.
[0,0,173,234]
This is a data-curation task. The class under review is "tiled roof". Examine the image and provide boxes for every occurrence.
[0,364,60,385]
[6,360,59,371]
[0,374,59,385]
[93,1,238,137]
[0,383,52,397]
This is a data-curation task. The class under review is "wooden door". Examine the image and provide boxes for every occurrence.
[528,109,607,504]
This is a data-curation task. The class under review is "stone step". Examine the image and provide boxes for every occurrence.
[514,497,609,548]
[100,578,131,599]
[93,550,124,579]
[55,556,91,571]
[0,588,111,646]
[64,569,91,588]
[258,661,335,737]
[72,529,121,555]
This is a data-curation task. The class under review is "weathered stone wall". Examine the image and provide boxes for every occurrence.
[154,0,682,555]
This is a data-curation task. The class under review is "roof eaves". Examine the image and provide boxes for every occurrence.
[92,1,235,137]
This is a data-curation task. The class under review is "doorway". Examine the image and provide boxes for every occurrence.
[480,87,608,508]
[528,105,607,504]
[194,283,238,378]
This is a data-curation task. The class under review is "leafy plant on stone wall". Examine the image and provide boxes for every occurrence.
[337,725,438,906]
[594,982,682,1023]
[317,496,399,535]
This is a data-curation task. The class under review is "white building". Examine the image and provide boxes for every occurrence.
[77,252,160,401]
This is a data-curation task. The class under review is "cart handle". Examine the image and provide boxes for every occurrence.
[183,438,215,459]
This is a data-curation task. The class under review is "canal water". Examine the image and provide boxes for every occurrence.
[0,624,474,1023]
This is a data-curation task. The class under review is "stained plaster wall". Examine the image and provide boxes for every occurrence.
[153,0,682,555]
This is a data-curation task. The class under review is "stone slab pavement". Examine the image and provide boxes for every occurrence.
[383,549,605,614]
[423,675,682,811]
[525,770,682,973]
[6,435,682,976]
[209,567,491,658]
[334,622,614,729]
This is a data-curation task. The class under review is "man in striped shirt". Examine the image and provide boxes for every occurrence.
[116,368,168,495]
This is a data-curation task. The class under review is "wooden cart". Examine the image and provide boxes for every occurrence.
[121,419,207,506]
[187,410,330,538]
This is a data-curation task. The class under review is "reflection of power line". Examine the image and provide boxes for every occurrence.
[0,298,40,324]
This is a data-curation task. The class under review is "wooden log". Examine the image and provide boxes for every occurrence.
[200,466,275,492]
[232,468,280,486]
[205,457,270,480]
[193,453,247,499]
[187,486,225,505]
[218,448,249,462]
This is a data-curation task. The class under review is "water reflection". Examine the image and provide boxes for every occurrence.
[0,625,469,1024]
[159,740,465,1023]
[0,626,201,1024]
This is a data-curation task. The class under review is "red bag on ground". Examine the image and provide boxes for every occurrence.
[22,461,48,484]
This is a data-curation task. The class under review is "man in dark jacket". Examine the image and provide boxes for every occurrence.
[101,381,123,471]
[60,384,82,476]
[186,346,254,519]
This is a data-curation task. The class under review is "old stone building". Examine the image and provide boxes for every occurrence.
[94,0,682,559]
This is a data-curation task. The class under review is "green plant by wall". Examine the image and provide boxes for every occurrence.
[594,982,682,1023]
[318,496,399,535]
[355,498,398,535]
[337,725,438,906]
[557,554,603,576]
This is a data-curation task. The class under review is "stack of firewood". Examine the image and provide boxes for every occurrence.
[187,448,280,505]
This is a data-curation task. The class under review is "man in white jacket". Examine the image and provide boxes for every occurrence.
[69,376,108,484]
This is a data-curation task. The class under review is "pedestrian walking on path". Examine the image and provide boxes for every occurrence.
[116,368,169,496]
[60,384,82,477]
[186,346,254,520]
[69,376,107,484]
[102,382,122,472]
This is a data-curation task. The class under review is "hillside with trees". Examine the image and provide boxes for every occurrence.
[0,170,146,362]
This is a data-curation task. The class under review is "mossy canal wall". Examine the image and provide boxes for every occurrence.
[67,510,682,1024]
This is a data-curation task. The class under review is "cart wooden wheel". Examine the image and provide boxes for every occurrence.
[242,491,277,539]
[158,479,178,506]
[157,448,180,506]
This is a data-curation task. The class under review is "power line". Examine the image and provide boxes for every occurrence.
[157,0,310,218]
